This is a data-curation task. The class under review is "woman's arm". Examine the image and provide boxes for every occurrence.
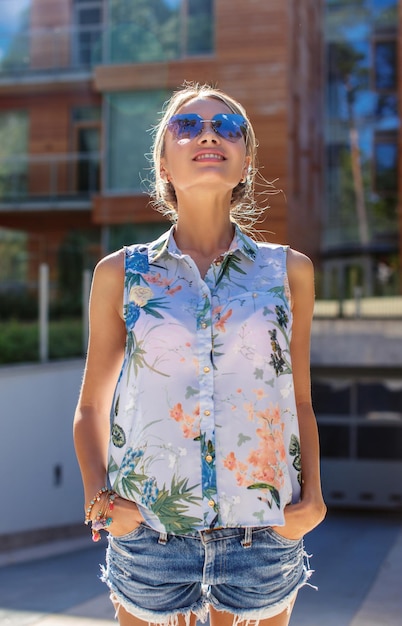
[274,248,326,538]
[73,250,127,509]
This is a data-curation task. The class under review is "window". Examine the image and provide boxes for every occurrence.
[109,222,168,251]
[373,38,397,91]
[73,0,103,67]
[187,0,213,55]
[323,0,399,259]
[373,131,398,195]
[313,374,402,461]
[0,228,28,286]
[0,111,29,200]
[72,107,102,194]
[0,1,31,72]
[107,0,214,64]
[106,90,169,192]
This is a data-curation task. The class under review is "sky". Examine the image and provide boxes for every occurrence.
[0,1,30,30]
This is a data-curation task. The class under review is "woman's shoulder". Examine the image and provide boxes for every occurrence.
[286,248,315,304]
[286,248,314,277]
[93,248,125,285]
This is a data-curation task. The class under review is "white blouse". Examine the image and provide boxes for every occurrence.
[107,226,302,535]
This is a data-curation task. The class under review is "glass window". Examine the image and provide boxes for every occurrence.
[357,380,402,419]
[357,425,402,460]
[312,379,352,416]
[109,222,168,251]
[373,132,398,194]
[373,39,397,91]
[323,0,399,280]
[375,94,398,119]
[73,0,103,67]
[0,111,29,200]
[319,424,350,458]
[72,107,102,194]
[106,90,169,192]
[372,0,398,29]
[0,1,31,72]
[107,0,213,64]
[0,228,28,286]
[72,106,102,122]
[187,0,213,55]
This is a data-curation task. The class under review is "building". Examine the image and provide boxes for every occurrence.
[322,0,401,299]
[0,0,322,300]
[0,1,402,538]
[1,1,401,298]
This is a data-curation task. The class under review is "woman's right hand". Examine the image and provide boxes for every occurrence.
[107,496,145,537]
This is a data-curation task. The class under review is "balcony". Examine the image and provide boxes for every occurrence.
[0,152,101,210]
[0,16,213,82]
[0,25,102,81]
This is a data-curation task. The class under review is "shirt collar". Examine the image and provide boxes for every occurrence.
[148,224,258,263]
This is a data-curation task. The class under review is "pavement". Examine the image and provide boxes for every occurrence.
[0,508,401,626]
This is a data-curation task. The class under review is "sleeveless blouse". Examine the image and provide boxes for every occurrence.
[107,226,302,535]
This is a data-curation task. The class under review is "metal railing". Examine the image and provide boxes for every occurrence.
[0,18,212,77]
[0,152,101,204]
[0,25,103,75]
[314,295,402,319]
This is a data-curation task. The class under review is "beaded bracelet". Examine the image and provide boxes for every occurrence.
[91,492,118,542]
[84,487,119,542]
[84,487,110,525]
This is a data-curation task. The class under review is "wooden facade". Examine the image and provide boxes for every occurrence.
[0,0,356,277]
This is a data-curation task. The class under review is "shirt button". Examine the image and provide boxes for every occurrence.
[205,454,213,463]
[201,322,207,329]
[204,410,211,416]
[203,366,210,373]
[208,499,215,507]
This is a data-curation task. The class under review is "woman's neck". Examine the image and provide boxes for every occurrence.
[174,190,234,256]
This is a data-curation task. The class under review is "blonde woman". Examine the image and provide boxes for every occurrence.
[73,83,326,626]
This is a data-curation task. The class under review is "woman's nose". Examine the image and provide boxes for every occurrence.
[197,123,219,143]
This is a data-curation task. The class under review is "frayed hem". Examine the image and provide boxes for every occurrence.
[110,591,210,626]
[209,594,296,626]
[100,564,209,626]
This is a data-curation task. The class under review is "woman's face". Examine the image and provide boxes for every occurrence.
[160,97,250,201]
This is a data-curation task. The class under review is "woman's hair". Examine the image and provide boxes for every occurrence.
[150,82,270,233]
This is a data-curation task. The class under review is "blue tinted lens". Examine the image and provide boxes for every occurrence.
[167,114,203,140]
[211,114,247,142]
[167,113,247,142]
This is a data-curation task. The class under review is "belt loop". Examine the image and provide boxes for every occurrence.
[158,532,168,545]
[241,526,252,548]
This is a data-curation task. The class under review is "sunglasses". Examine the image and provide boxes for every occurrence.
[167,113,247,143]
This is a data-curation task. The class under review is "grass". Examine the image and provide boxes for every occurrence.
[0,319,84,364]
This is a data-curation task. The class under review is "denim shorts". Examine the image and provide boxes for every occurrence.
[102,523,312,626]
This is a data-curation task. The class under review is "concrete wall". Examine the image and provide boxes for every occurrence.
[311,319,402,367]
[0,360,85,536]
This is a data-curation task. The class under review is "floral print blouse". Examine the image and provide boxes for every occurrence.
[108,226,302,535]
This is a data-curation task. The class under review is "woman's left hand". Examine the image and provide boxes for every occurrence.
[271,497,327,541]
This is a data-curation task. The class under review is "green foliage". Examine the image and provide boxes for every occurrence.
[0,289,37,321]
[0,319,83,364]
[0,320,38,363]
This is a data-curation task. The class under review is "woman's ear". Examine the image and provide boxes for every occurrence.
[242,156,251,181]
[160,160,170,183]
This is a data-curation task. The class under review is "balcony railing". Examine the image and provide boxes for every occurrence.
[0,25,103,76]
[0,152,101,205]
[0,18,213,77]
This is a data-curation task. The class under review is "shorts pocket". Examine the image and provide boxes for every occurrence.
[109,522,145,552]
[265,527,303,547]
